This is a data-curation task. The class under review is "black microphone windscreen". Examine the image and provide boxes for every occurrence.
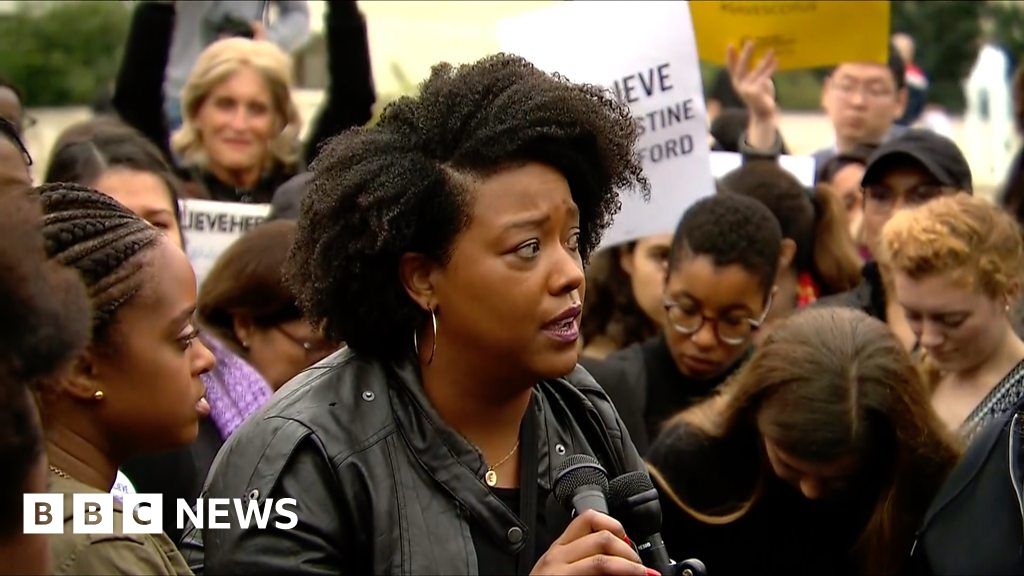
[608,471,654,508]
[608,470,662,540]
[553,454,609,509]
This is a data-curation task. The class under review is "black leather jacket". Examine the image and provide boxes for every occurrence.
[910,398,1024,574]
[181,348,645,574]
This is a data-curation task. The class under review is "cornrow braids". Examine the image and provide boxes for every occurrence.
[286,53,648,360]
[36,182,161,339]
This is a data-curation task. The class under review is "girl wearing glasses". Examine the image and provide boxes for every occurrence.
[583,194,783,454]
[648,307,959,575]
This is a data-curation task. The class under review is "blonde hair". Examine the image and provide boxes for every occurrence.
[879,193,1024,299]
[171,37,302,170]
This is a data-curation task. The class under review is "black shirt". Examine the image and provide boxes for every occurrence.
[582,335,741,455]
[814,262,887,322]
[471,487,560,576]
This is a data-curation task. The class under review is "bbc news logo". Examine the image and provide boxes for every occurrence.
[24,494,298,534]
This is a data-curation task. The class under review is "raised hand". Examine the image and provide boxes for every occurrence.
[727,40,778,120]
[725,41,779,151]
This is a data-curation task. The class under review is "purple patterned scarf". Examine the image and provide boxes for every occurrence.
[200,334,272,439]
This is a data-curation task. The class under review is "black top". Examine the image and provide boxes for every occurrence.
[582,335,740,455]
[648,421,873,575]
[815,262,887,322]
[471,488,560,576]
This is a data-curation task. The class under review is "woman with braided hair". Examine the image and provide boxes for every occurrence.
[34,182,214,574]
[183,53,656,576]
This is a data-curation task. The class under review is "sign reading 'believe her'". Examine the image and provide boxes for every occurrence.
[498,1,715,249]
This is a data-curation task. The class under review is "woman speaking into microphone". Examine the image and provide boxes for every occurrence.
[183,53,657,576]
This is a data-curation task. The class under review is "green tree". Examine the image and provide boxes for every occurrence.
[0,1,131,107]
[985,2,1024,76]
[891,0,983,113]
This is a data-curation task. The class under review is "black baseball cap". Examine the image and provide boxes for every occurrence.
[861,129,973,193]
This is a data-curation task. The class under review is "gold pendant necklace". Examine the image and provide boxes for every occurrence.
[484,439,520,487]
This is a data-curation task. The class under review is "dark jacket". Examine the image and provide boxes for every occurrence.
[911,396,1024,575]
[181,347,646,575]
[581,335,739,455]
[815,262,886,322]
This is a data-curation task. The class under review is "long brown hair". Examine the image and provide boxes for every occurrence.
[581,243,661,354]
[198,220,301,355]
[652,307,959,574]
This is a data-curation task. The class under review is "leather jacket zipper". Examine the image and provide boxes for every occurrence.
[1009,413,1024,534]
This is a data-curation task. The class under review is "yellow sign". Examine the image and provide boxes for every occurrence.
[691,1,890,71]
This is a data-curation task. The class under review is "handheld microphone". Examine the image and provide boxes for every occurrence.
[608,471,672,576]
[553,454,609,515]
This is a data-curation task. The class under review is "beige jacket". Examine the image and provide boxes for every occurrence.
[48,471,192,575]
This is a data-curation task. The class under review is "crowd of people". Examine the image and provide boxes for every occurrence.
[2,1,1024,575]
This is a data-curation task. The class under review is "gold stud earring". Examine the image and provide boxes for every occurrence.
[93,390,104,401]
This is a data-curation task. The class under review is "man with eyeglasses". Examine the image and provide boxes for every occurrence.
[812,46,909,176]
[583,194,783,454]
[817,129,972,341]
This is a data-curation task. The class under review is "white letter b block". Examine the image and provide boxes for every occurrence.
[23,494,63,534]
[73,493,113,534]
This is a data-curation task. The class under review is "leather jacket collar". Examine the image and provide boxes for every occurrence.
[386,356,534,550]
[183,348,645,575]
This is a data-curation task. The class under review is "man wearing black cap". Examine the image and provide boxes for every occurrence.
[817,129,973,334]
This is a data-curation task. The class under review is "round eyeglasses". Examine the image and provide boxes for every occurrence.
[662,291,774,346]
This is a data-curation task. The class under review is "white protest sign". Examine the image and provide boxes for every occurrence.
[179,199,271,286]
[709,151,817,187]
[498,1,714,249]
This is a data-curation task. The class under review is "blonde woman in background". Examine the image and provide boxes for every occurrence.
[879,193,1024,442]
[115,2,302,204]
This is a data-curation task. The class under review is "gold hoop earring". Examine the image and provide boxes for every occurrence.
[93,390,104,401]
[413,308,438,365]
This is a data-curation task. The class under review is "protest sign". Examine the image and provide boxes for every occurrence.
[498,1,714,249]
[691,1,890,71]
[179,199,270,286]
[709,151,817,187]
